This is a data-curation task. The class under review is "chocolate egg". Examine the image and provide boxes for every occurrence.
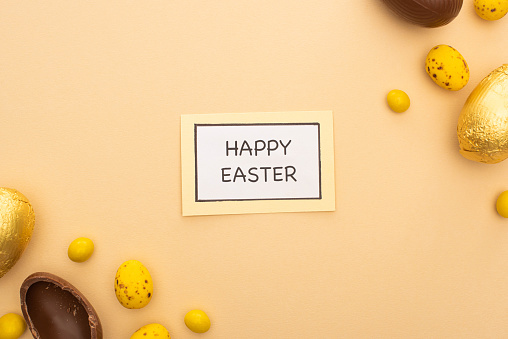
[20,272,103,339]
[457,64,508,164]
[381,0,463,27]
[0,187,35,278]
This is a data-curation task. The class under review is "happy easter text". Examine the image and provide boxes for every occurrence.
[221,139,297,183]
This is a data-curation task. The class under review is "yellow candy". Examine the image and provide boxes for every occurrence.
[386,89,410,113]
[425,45,469,91]
[474,0,508,20]
[184,309,211,333]
[130,323,171,339]
[68,237,94,262]
[0,313,26,339]
[496,191,508,218]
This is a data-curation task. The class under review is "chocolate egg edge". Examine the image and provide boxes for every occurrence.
[20,272,103,339]
[381,0,464,28]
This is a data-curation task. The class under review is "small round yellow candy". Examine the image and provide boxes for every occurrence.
[130,323,171,339]
[425,45,469,91]
[496,191,508,218]
[68,237,94,262]
[386,89,410,113]
[474,0,508,20]
[184,310,211,333]
[0,313,26,339]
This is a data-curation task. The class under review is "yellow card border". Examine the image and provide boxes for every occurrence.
[181,111,335,216]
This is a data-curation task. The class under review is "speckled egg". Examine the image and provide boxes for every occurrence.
[474,0,508,20]
[425,44,469,91]
[130,323,171,339]
[114,260,153,309]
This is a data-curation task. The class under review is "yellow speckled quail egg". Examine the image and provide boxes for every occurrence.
[114,260,153,309]
[425,44,469,91]
[474,0,508,20]
[130,323,170,339]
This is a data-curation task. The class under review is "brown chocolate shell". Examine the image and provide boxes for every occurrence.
[381,0,463,27]
[20,272,103,339]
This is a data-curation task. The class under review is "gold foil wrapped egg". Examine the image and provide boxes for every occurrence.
[0,188,35,278]
[457,65,508,164]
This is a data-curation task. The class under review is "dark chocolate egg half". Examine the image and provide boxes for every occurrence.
[20,272,103,339]
[381,0,463,27]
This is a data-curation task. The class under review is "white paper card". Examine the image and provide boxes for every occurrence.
[195,123,321,201]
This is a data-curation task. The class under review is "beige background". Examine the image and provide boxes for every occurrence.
[1,1,508,338]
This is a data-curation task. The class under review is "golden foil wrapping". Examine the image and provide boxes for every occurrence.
[457,64,508,164]
[0,188,35,278]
